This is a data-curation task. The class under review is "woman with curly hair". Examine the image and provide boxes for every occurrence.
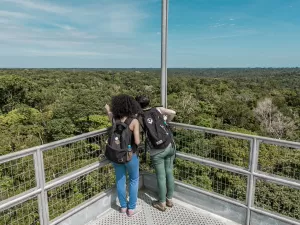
[104,94,142,217]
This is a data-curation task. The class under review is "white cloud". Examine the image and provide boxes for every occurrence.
[24,49,130,57]
[0,0,162,67]
[2,0,70,14]
[53,24,75,31]
[0,10,33,18]
[0,18,13,24]
[189,29,258,41]
[0,24,134,51]
[0,45,132,58]
[0,0,153,58]
[102,3,148,34]
[210,23,226,28]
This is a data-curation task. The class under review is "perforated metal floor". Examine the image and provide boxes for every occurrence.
[86,190,240,225]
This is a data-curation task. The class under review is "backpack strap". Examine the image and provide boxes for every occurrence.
[139,109,153,163]
[134,113,147,162]
[124,117,133,125]
[123,117,139,153]
[112,117,132,126]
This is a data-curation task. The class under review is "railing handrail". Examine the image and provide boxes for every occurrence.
[1,123,300,225]
[2,123,300,165]
[171,122,300,225]
[170,122,300,148]
[0,128,109,164]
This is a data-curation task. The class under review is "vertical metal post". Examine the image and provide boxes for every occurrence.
[161,0,168,107]
[246,138,259,225]
[34,149,50,225]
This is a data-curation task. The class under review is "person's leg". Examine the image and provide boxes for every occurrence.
[113,163,127,211]
[164,145,175,207]
[152,151,167,203]
[126,154,139,210]
[151,149,169,211]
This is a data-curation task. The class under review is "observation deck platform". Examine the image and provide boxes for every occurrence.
[1,122,299,225]
[86,190,239,225]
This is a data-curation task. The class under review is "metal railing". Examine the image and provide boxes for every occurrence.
[0,128,114,225]
[1,123,300,225]
[169,122,300,225]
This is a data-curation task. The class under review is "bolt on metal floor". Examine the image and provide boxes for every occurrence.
[86,190,240,225]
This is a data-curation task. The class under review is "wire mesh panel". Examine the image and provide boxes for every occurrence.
[139,146,155,174]
[172,128,250,168]
[47,164,115,220]
[0,155,36,201]
[43,133,108,182]
[258,143,300,181]
[0,197,40,225]
[174,158,247,202]
[255,179,300,221]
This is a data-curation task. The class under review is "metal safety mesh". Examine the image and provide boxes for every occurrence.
[258,143,300,181]
[172,128,250,168]
[0,197,40,225]
[47,164,115,220]
[255,179,300,220]
[174,158,247,202]
[0,155,36,201]
[43,133,108,182]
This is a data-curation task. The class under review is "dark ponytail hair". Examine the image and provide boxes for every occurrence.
[135,95,150,109]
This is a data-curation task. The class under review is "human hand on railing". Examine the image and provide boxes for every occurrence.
[105,104,110,112]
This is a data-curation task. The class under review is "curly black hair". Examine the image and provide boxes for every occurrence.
[111,94,142,119]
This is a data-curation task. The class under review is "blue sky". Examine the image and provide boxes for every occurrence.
[0,0,300,68]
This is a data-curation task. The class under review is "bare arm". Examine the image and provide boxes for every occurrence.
[157,107,176,122]
[131,119,141,145]
[105,104,113,122]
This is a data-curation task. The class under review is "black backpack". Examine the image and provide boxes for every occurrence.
[141,108,173,149]
[105,118,134,164]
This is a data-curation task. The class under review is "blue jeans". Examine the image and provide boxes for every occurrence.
[113,153,139,209]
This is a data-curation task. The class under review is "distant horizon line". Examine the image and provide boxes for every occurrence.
[1,67,299,69]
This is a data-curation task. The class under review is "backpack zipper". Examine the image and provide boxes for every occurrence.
[160,124,169,135]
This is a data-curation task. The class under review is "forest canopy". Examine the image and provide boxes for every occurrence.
[0,68,299,154]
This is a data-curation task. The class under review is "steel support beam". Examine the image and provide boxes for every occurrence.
[161,0,168,107]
